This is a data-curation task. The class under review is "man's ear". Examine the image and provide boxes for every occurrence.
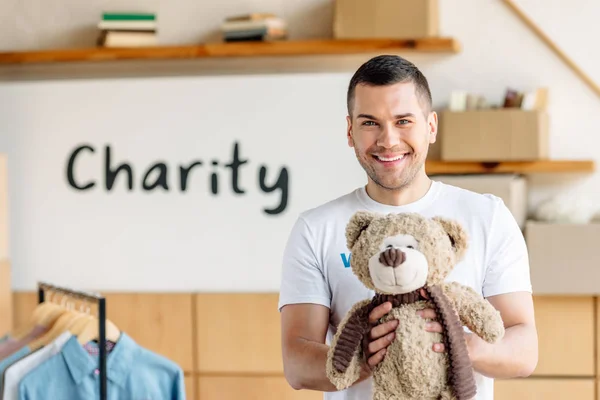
[346,115,354,148]
[346,211,376,250]
[432,216,468,261]
[428,111,438,145]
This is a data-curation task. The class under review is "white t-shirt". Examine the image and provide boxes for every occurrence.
[2,331,72,400]
[278,180,532,400]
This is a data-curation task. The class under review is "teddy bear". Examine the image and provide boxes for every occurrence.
[325,211,506,400]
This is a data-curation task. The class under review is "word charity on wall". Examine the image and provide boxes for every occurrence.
[65,141,289,215]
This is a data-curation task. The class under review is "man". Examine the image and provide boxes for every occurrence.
[278,55,538,400]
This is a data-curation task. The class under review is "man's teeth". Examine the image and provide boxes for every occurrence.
[376,154,406,162]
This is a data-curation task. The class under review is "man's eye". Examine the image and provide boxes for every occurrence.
[363,121,377,126]
[398,119,410,125]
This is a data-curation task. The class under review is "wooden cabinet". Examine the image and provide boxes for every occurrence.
[12,292,195,373]
[195,293,282,374]
[0,154,8,261]
[495,378,594,399]
[531,296,595,376]
[11,293,600,399]
[184,375,195,400]
[104,293,194,372]
[0,260,12,334]
[0,156,11,334]
[197,376,321,400]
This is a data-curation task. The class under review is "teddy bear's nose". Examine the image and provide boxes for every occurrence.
[379,248,405,267]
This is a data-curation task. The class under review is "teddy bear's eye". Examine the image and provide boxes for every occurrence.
[407,245,414,249]
[386,244,394,249]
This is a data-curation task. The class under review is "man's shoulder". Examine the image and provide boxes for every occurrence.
[297,188,363,224]
[435,181,504,215]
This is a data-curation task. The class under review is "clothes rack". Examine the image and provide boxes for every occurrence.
[37,281,107,400]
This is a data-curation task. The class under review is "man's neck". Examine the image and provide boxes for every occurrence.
[365,172,432,207]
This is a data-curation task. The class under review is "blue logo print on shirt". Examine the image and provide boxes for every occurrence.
[340,252,351,268]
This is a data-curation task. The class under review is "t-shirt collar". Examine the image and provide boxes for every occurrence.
[354,180,441,214]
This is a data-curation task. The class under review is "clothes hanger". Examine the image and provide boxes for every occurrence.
[76,316,121,345]
[69,314,95,336]
[11,292,66,340]
[27,300,88,351]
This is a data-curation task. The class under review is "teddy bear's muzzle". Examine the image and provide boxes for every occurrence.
[379,248,406,267]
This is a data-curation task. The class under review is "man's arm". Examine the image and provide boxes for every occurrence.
[281,303,346,391]
[467,291,538,379]
[281,302,397,391]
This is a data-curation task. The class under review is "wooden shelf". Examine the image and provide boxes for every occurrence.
[426,160,595,175]
[0,37,460,65]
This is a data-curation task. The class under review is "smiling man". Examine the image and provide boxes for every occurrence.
[278,55,538,400]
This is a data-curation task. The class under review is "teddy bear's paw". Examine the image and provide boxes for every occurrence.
[439,389,456,400]
[483,321,505,343]
[325,353,362,390]
[439,388,477,400]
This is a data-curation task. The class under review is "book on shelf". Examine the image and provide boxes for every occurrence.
[97,11,158,48]
[221,13,287,42]
[447,87,548,112]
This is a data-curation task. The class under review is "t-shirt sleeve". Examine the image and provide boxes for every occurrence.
[482,197,533,298]
[278,215,331,311]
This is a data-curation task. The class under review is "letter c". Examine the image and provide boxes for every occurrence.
[66,145,95,190]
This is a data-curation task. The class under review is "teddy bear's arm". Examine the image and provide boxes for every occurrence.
[325,298,372,390]
[441,282,505,343]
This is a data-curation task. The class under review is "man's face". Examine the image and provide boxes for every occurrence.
[347,81,437,191]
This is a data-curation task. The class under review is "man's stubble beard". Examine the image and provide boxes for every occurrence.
[354,145,428,192]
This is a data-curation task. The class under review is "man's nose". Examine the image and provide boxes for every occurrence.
[380,248,405,267]
[376,125,400,148]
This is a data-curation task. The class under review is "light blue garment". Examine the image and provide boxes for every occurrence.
[18,333,185,400]
[0,346,31,391]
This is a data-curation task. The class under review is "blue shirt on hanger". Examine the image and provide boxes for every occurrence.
[18,333,185,400]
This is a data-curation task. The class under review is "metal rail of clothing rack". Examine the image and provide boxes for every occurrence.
[37,281,107,400]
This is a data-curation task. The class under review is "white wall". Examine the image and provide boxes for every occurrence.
[0,0,599,292]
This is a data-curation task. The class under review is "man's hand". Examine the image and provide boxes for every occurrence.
[416,307,447,353]
[415,291,538,379]
[360,302,398,373]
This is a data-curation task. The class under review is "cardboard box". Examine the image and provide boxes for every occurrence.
[334,0,439,39]
[525,221,600,295]
[432,174,528,228]
[0,155,7,260]
[440,109,549,161]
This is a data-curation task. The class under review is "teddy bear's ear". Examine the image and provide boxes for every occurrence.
[432,216,468,261]
[346,211,376,250]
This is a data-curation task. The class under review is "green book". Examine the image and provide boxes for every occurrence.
[102,12,156,21]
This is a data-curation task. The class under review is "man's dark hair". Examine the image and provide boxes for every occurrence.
[347,55,432,117]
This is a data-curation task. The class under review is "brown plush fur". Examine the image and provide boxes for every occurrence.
[325,298,372,389]
[441,282,505,343]
[327,211,505,399]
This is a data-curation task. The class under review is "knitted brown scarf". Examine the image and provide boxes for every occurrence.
[331,285,476,400]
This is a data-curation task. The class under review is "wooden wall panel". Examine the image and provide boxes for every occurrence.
[494,378,595,399]
[596,297,600,377]
[12,292,37,330]
[195,293,282,374]
[12,291,600,400]
[0,260,12,333]
[197,376,321,400]
[0,156,12,333]
[184,375,195,400]
[0,154,9,260]
[104,293,194,372]
[531,296,595,376]
[12,292,194,373]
